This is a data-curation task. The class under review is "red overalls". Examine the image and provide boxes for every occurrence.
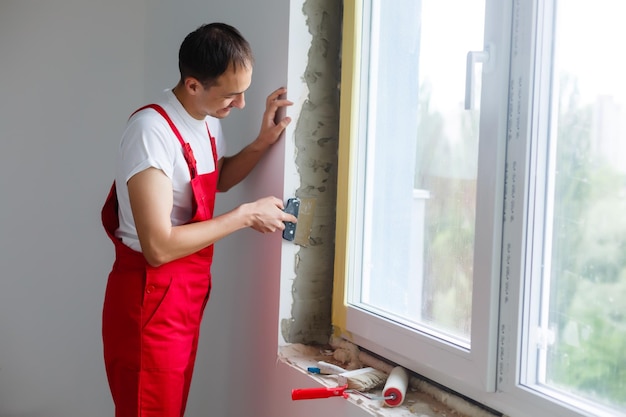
[101,104,218,417]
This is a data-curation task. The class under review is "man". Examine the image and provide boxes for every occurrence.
[101,22,296,417]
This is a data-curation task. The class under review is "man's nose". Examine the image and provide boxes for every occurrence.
[232,93,245,109]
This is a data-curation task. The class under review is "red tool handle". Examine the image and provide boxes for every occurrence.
[291,385,348,400]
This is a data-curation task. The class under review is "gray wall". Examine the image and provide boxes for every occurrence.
[0,1,144,415]
[0,1,362,416]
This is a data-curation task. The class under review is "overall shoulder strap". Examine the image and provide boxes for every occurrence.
[131,104,197,178]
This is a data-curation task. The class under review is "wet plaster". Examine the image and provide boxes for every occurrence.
[280,0,342,344]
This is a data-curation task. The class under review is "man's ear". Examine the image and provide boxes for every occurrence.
[184,77,202,94]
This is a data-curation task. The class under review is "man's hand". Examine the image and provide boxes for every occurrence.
[216,87,293,192]
[241,196,298,234]
[257,87,293,147]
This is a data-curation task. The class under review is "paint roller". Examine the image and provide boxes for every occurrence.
[381,366,409,407]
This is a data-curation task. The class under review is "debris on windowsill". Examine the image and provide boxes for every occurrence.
[278,339,505,417]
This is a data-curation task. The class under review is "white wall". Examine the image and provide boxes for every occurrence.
[0,1,375,416]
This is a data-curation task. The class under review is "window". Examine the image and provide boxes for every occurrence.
[514,0,626,413]
[333,1,626,416]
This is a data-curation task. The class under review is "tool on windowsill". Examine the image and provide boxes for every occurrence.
[307,360,347,375]
[291,384,395,402]
[307,365,388,391]
[293,366,391,401]
[381,366,410,407]
[292,365,410,407]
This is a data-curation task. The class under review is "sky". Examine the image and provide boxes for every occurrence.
[557,0,626,106]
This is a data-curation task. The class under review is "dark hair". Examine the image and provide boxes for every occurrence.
[178,22,254,87]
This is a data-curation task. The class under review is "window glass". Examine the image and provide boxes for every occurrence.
[352,0,486,346]
[532,0,626,411]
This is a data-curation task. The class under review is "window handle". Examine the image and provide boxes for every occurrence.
[464,43,494,110]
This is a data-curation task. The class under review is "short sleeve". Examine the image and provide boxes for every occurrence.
[118,110,179,183]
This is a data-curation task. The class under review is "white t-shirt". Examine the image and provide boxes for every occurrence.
[115,89,226,251]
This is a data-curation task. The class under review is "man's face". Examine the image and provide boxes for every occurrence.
[196,63,253,119]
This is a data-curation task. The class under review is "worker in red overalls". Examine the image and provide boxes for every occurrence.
[101,22,296,417]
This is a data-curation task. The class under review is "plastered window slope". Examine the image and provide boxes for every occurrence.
[332,1,626,416]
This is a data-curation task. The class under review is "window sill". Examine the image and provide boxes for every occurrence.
[278,341,501,417]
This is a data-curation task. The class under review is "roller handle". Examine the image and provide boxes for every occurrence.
[291,385,347,400]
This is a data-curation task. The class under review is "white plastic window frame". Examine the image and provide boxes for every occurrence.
[333,0,621,416]
[496,1,623,416]
[335,0,510,396]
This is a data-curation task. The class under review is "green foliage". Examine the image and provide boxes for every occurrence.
[548,276,626,407]
[547,74,626,408]
[415,71,626,409]
[415,80,478,338]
